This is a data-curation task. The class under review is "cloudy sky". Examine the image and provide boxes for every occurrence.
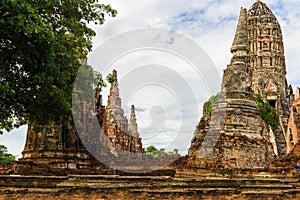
[1,0,300,157]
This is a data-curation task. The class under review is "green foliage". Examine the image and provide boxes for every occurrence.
[0,0,117,133]
[145,145,174,158]
[0,144,16,165]
[165,151,174,156]
[201,93,219,120]
[94,72,106,93]
[256,94,279,131]
[72,66,107,128]
[74,66,106,99]
[106,73,117,84]
[146,145,159,158]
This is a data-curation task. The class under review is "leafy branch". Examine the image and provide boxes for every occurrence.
[256,94,279,131]
[201,93,219,120]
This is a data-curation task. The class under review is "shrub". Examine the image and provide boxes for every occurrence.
[0,145,16,165]
[201,93,219,120]
[256,94,279,131]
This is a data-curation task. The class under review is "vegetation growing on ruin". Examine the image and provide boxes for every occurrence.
[94,72,107,93]
[201,93,219,120]
[107,73,117,84]
[71,65,108,129]
[256,94,279,131]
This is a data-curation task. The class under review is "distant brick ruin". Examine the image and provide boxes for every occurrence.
[16,65,181,175]
[17,67,146,175]
[287,87,300,154]
[105,70,144,154]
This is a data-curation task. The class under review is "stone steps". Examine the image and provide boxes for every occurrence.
[241,188,300,196]
[1,175,299,198]
[240,184,294,189]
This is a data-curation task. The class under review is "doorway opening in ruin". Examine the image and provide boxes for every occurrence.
[268,100,276,108]
[290,133,293,143]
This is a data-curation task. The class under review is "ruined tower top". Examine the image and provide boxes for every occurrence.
[221,7,252,95]
[112,69,118,81]
[231,8,249,54]
[230,8,249,66]
[248,0,275,18]
[247,0,291,116]
[296,87,300,100]
[128,104,139,138]
[106,69,128,132]
[108,69,121,109]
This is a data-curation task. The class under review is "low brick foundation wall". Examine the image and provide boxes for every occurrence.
[0,164,13,175]
[0,174,300,200]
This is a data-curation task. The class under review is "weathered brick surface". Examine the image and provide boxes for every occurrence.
[0,175,300,200]
[286,90,300,153]
[17,69,144,175]
[187,1,299,170]
[188,8,273,170]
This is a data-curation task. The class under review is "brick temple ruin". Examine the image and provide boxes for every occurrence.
[187,1,300,172]
[16,68,147,174]
[1,1,300,199]
[15,66,180,175]
[4,0,299,176]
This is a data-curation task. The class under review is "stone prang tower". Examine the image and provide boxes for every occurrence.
[248,1,293,114]
[105,70,144,153]
[106,70,128,133]
[128,105,140,139]
[247,1,294,155]
[188,0,294,170]
[188,7,273,170]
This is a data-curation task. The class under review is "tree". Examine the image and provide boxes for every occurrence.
[146,145,159,158]
[145,145,174,158]
[0,0,117,133]
[0,144,16,165]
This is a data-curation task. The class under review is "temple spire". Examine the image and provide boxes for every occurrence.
[230,8,249,63]
[106,69,128,132]
[128,105,139,138]
[109,70,119,99]
[222,7,252,94]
